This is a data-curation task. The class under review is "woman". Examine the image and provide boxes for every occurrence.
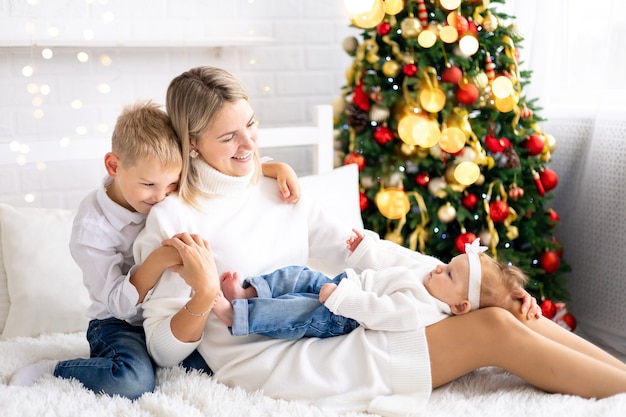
[134,66,626,416]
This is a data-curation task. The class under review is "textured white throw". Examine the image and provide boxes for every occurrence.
[1,332,625,417]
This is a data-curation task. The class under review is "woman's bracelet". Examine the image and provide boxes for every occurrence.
[183,301,211,317]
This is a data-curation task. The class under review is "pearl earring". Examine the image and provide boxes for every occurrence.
[189,149,199,159]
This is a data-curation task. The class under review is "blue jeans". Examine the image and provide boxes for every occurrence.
[54,317,211,400]
[231,266,360,339]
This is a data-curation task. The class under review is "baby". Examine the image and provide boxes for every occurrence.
[213,230,528,339]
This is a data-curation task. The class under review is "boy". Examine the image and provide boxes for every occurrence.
[213,230,528,339]
[10,100,300,399]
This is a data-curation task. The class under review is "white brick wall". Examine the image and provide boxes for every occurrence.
[0,0,358,207]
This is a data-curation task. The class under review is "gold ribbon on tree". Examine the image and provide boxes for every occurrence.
[407,191,430,252]
[484,180,519,256]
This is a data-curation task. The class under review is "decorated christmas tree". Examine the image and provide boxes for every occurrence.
[334,0,574,327]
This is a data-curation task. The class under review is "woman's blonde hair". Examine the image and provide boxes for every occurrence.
[166,66,261,207]
[111,100,181,170]
[479,254,530,309]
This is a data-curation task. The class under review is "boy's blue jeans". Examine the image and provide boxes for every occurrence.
[54,317,211,400]
[230,266,360,339]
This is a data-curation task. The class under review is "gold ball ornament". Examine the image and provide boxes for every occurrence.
[437,202,457,223]
[360,174,375,189]
[478,229,491,247]
[375,188,411,220]
[507,23,524,39]
[445,165,459,185]
[470,71,489,91]
[544,133,557,152]
[401,143,417,155]
[453,146,476,163]
[481,10,499,32]
[428,176,448,197]
[342,36,359,54]
[429,143,442,159]
[369,104,390,123]
[382,60,401,78]
[401,17,422,39]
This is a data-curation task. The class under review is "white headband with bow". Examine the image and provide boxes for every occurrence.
[466,238,488,310]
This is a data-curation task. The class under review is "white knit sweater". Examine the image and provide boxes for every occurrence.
[135,159,433,417]
[324,235,451,331]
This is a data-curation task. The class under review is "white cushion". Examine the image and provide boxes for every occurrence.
[300,163,363,229]
[0,203,90,339]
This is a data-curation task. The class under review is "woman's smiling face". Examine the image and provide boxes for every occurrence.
[193,98,258,177]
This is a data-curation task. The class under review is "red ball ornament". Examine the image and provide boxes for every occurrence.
[489,200,509,223]
[441,66,462,84]
[415,172,430,187]
[455,15,469,35]
[484,135,512,153]
[540,168,559,191]
[539,250,561,273]
[359,192,369,211]
[455,232,478,253]
[462,193,478,210]
[562,313,577,332]
[507,184,524,200]
[456,83,479,105]
[344,152,366,171]
[403,63,418,77]
[540,299,557,320]
[546,208,560,223]
[467,21,478,35]
[373,125,394,145]
[377,22,392,36]
[523,134,544,156]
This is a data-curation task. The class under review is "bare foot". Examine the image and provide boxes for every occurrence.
[212,292,234,327]
[221,271,257,301]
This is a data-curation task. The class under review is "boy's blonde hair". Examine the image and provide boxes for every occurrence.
[165,66,262,207]
[111,100,182,170]
[479,254,529,309]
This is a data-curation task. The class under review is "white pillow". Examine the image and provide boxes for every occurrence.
[0,203,90,339]
[299,163,364,229]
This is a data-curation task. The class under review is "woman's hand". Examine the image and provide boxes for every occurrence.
[161,233,220,297]
[512,287,542,319]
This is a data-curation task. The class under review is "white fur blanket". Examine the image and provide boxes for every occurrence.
[1,332,625,417]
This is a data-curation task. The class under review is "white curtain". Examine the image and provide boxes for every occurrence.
[506,0,626,360]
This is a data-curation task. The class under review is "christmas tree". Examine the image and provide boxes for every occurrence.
[334,0,573,318]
